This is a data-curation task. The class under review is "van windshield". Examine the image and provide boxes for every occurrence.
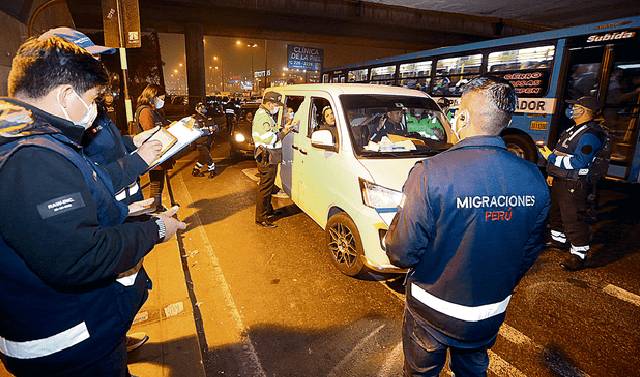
[340,94,453,158]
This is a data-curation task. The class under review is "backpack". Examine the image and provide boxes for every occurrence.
[587,123,612,182]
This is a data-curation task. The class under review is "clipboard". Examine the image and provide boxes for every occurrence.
[143,117,203,171]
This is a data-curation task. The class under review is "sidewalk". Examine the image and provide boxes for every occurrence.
[0,214,206,377]
[126,229,206,377]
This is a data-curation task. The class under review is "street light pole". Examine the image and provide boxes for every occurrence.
[264,39,268,90]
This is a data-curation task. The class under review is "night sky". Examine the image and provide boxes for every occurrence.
[159,34,406,94]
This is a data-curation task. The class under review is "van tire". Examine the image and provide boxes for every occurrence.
[325,213,366,276]
[502,133,537,163]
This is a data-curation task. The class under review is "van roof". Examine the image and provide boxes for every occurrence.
[265,83,430,97]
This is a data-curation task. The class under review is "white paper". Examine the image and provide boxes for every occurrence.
[147,117,203,169]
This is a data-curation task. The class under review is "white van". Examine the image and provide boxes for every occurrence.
[267,84,454,276]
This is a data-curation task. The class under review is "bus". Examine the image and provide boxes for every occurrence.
[322,16,640,183]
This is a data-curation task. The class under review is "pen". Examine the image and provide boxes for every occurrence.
[141,126,162,145]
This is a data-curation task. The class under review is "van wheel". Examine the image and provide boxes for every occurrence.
[502,134,537,163]
[326,213,366,276]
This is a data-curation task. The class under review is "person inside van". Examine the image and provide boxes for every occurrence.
[369,109,404,142]
[318,105,338,143]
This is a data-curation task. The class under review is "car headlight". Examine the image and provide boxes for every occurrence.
[234,132,246,142]
[359,178,403,210]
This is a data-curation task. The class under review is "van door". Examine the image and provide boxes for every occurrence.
[294,95,341,225]
[280,95,306,196]
[289,98,310,204]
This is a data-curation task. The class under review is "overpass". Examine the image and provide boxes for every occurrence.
[66,0,551,101]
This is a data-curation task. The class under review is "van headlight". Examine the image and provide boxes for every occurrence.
[359,178,403,209]
[234,132,246,142]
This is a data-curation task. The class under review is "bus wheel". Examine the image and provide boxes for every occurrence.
[503,134,537,162]
[326,212,366,277]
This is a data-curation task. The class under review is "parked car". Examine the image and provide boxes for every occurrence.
[230,102,260,158]
[265,84,453,276]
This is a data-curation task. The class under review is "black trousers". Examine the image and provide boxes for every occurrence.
[195,136,214,166]
[549,178,591,246]
[402,309,492,377]
[255,162,277,222]
[149,169,165,209]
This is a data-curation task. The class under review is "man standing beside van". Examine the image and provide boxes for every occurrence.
[252,92,294,228]
[385,76,549,377]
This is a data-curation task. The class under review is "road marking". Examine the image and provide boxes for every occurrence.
[377,341,402,377]
[488,350,527,377]
[177,174,267,377]
[499,323,536,347]
[327,324,385,377]
[242,168,259,182]
[602,284,640,308]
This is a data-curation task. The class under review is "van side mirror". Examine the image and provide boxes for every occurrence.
[311,130,337,151]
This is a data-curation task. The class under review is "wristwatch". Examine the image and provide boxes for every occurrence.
[155,217,166,241]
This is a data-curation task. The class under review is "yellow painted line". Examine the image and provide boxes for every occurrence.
[603,284,640,308]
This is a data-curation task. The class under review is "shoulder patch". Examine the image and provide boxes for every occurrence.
[36,192,86,219]
[263,122,272,131]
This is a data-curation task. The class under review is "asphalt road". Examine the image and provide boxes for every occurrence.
[169,144,640,377]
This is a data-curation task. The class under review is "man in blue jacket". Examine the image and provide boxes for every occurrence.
[538,96,607,271]
[385,76,550,377]
[0,35,185,376]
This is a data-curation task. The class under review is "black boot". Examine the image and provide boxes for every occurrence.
[192,167,204,177]
[561,254,587,271]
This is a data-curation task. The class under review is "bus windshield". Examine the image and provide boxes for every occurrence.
[340,94,453,158]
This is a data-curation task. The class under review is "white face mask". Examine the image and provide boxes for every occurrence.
[288,111,295,120]
[270,105,280,115]
[57,88,98,129]
[451,109,468,141]
[155,98,165,109]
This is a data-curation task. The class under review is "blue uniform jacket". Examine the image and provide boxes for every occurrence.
[547,120,604,179]
[386,136,550,345]
[84,110,147,204]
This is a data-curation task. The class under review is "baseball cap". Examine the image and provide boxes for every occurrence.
[566,96,599,112]
[263,92,284,106]
[39,27,116,55]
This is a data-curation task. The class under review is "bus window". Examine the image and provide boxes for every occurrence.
[370,65,397,85]
[322,73,329,83]
[488,46,555,72]
[487,45,555,97]
[399,61,432,92]
[433,54,482,96]
[603,43,640,165]
[348,68,369,82]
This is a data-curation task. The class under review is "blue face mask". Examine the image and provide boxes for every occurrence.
[564,105,574,119]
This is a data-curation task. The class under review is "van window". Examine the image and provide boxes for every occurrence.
[341,94,452,158]
[309,97,339,145]
[282,95,305,131]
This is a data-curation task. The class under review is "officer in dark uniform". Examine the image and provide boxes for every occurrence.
[538,96,607,271]
[0,35,186,376]
[191,102,219,178]
[386,76,550,377]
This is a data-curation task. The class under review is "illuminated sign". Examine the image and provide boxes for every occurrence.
[287,45,324,71]
[497,71,550,96]
[586,31,636,43]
